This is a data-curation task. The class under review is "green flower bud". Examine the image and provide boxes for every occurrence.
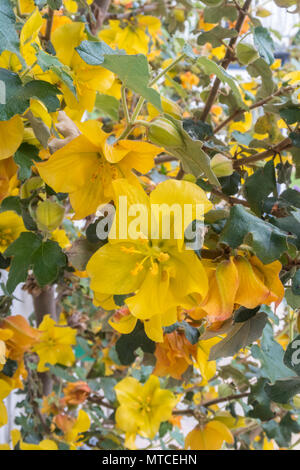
[210,154,233,177]
[36,200,65,233]
[148,118,183,148]
[20,176,44,199]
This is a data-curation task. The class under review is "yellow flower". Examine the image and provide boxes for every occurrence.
[115,375,176,448]
[32,315,76,372]
[0,158,19,204]
[0,329,13,369]
[180,71,200,90]
[20,8,43,66]
[51,228,71,249]
[18,0,35,15]
[0,379,12,427]
[87,178,212,341]
[51,22,115,112]
[54,410,90,448]
[99,16,161,56]
[185,421,234,450]
[0,116,24,160]
[0,211,26,253]
[0,429,58,450]
[197,337,220,386]
[36,120,162,219]
[0,51,22,72]
[191,255,284,323]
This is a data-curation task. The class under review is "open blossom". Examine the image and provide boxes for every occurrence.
[87,178,212,342]
[154,329,197,379]
[190,255,284,323]
[115,375,176,449]
[185,421,234,450]
[36,120,162,219]
[32,315,76,372]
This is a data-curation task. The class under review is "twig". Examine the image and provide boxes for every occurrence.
[44,7,54,42]
[200,0,252,122]
[173,391,250,416]
[214,86,295,134]
[233,137,292,168]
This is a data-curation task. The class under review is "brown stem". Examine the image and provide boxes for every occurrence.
[105,3,159,20]
[214,86,295,134]
[89,0,112,34]
[200,0,252,122]
[233,137,292,168]
[211,187,250,207]
[32,285,57,396]
[173,391,250,416]
[44,7,54,42]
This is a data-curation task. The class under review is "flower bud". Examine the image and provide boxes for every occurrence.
[20,176,44,199]
[148,118,183,148]
[210,154,233,177]
[36,200,65,233]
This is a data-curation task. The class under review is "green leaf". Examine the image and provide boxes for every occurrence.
[197,25,237,48]
[0,196,22,215]
[280,106,300,125]
[244,161,276,215]
[31,239,66,287]
[160,114,220,186]
[197,57,246,110]
[263,412,300,448]
[115,321,155,365]
[248,378,275,420]
[0,69,61,121]
[236,42,259,65]
[95,93,120,121]
[247,58,275,99]
[220,205,288,263]
[209,312,268,360]
[204,5,237,23]
[76,40,162,110]
[0,0,21,59]
[4,232,42,294]
[292,270,300,295]
[36,49,77,98]
[14,143,41,180]
[285,288,300,309]
[290,131,300,148]
[265,377,300,403]
[251,323,294,383]
[253,26,275,65]
[4,232,66,293]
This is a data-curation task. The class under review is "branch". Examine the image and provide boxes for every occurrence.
[200,0,252,122]
[211,187,250,207]
[44,7,54,42]
[173,392,250,416]
[214,86,295,134]
[233,137,292,168]
[105,3,159,20]
[89,0,112,34]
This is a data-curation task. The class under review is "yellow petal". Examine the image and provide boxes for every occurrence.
[0,116,24,160]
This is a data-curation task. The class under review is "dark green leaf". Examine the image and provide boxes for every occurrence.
[221,205,288,263]
[244,161,276,215]
[115,321,155,365]
[14,143,41,180]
